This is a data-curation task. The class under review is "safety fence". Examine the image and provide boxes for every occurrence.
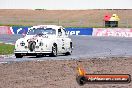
[0,26,132,37]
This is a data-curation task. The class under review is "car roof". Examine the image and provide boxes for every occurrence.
[29,25,63,30]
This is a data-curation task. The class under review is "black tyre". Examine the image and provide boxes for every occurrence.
[64,42,72,56]
[50,44,57,57]
[64,52,71,56]
[15,54,23,58]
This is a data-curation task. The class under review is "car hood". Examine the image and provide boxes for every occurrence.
[17,35,56,43]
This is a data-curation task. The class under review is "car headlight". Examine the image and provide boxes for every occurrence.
[20,41,25,46]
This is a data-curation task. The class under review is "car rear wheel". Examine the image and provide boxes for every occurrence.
[15,54,23,58]
[64,42,72,56]
[65,51,71,56]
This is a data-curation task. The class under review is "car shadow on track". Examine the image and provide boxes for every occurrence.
[27,54,68,58]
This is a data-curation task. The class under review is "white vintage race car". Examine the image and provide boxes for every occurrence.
[14,25,72,58]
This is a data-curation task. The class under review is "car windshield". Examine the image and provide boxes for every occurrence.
[27,28,56,35]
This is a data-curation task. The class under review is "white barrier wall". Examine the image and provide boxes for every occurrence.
[93,28,132,37]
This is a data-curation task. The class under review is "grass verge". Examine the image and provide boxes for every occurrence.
[0,43,14,55]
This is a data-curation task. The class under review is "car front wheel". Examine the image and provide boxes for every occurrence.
[15,53,23,58]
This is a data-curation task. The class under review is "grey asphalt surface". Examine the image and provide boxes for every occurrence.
[1,34,132,63]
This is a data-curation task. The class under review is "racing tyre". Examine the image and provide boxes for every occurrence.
[64,42,72,56]
[50,44,57,57]
[64,51,71,56]
[15,54,23,58]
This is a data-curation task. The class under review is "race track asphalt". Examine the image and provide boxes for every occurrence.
[0,34,132,63]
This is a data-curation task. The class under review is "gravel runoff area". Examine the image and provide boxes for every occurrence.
[0,57,131,88]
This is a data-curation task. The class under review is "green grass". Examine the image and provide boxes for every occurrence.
[0,43,14,55]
